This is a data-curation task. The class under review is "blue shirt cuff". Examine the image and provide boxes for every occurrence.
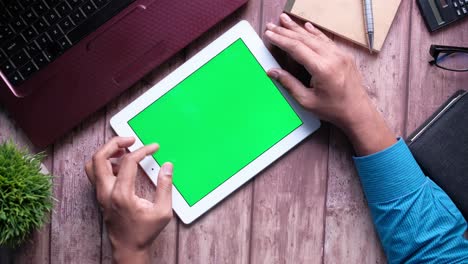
[353,138,426,204]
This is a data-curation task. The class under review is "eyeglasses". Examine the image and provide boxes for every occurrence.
[429,45,468,72]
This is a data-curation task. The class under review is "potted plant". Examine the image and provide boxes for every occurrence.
[0,140,53,260]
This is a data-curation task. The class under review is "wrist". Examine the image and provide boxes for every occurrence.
[340,101,396,156]
[111,244,151,264]
[338,97,375,134]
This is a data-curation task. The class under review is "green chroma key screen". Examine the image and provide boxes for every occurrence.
[128,39,302,206]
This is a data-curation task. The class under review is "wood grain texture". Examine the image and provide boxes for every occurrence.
[249,1,330,263]
[250,127,330,264]
[50,114,106,264]
[323,1,412,263]
[176,2,261,264]
[101,54,185,264]
[5,0,466,263]
[406,7,468,135]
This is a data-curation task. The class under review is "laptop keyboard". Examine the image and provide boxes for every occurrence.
[0,0,134,87]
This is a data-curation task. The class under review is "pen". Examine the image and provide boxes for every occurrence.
[364,0,374,53]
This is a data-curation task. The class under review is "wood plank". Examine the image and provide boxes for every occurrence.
[406,7,468,135]
[250,127,330,264]
[0,108,51,264]
[176,2,261,263]
[50,113,106,264]
[101,54,185,264]
[323,1,412,263]
[248,1,330,263]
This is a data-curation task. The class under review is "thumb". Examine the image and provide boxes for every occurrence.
[154,162,173,209]
[268,69,315,107]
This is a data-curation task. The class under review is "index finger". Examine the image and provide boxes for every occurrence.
[92,137,135,187]
[114,144,159,196]
[93,137,135,175]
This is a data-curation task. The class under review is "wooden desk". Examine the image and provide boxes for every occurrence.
[1,1,467,263]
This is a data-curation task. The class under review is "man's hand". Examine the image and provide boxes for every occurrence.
[85,137,173,264]
[265,14,396,155]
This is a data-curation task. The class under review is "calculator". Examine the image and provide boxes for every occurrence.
[417,0,468,32]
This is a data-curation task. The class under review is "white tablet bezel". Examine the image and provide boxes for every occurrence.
[110,20,321,224]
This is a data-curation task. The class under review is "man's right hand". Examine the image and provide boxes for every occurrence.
[265,14,396,156]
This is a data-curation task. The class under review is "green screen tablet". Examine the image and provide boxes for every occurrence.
[128,38,302,206]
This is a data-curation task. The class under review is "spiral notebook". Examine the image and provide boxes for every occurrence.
[284,0,402,52]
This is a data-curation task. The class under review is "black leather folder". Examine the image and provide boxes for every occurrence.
[407,90,468,219]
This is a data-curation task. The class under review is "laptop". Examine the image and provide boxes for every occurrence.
[0,0,247,148]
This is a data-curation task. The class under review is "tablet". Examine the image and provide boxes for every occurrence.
[110,20,320,224]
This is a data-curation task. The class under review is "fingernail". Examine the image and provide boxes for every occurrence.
[265,30,273,37]
[305,22,314,30]
[150,143,159,150]
[281,13,292,22]
[266,23,276,30]
[163,163,173,177]
[268,70,279,79]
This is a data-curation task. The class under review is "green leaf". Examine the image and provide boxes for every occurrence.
[0,140,54,247]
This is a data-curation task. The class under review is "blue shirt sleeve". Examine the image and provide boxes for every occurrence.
[353,138,468,263]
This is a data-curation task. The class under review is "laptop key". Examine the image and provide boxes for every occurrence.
[36,34,51,50]
[18,61,38,79]
[44,49,57,61]
[11,50,30,68]
[47,25,63,40]
[0,25,15,42]
[33,53,49,68]
[3,36,26,57]
[32,2,49,16]
[70,9,87,25]
[44,9,61,25]
[10,19,27,33]
[56,2,73,17]
[57,36,72,50]
[22,27,38,42]
[0,12,12,24]
[33,18,49,34]
[81,2,98,17]
[25,42,42,57]
[22,9,38,25]
[58,16,75,33]
[67,0,82,8]
[8,71,24,86]
[7,2,24,15]
[1,60,15,75]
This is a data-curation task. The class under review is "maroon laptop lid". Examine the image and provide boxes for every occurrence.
[0,0,247,148]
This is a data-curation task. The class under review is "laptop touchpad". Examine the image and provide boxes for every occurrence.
[86,3,167,87]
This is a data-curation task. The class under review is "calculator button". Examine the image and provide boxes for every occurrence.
[459,0,464,5]
[463,7,467,14]
[454,1,459,7]
[456,9,462,16]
